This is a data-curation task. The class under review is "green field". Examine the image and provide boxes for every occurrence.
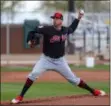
[1,81,109,101]
[69,64,109,71]
[1,64,109,72]
[1,64,109,101]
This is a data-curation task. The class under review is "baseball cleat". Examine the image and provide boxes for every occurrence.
[11,95,23,104]
[93,89,106,96]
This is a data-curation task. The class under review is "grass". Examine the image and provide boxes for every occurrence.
[69,64,110,71]
[1,66,32,72]
[1,64,109,72]
[1,81,109,101]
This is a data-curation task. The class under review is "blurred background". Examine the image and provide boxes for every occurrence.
[1,0,110,66]
[1,1,110,103]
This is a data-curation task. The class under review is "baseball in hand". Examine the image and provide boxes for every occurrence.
[78,9,84,20]
[80,9,84,15]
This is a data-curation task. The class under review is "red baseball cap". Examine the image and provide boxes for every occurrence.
[51,12,63,20]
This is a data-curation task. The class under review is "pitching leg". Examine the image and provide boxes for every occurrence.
[55,58,94,94]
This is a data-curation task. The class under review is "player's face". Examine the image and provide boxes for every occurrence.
[53,18,63,27]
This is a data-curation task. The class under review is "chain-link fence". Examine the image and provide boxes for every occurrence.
[68,13,109,54]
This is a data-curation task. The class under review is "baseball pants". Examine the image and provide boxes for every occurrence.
[28,54,80,85]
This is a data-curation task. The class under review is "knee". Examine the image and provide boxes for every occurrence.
[28,71,39,81]
[68,77,80,85]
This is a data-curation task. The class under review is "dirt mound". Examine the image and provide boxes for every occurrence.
[1,95,109,105]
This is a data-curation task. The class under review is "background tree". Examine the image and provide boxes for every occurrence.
[35,1,109,13]
[35,1,68,12]
[1,1,23,23]
[84,1,109,13]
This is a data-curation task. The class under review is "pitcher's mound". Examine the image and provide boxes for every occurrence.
[2,94,109,105]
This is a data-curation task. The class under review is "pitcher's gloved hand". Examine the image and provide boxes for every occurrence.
[28,39,37,48]
[27,31,41,48]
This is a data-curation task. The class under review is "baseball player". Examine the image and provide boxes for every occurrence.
[11,10,106,104]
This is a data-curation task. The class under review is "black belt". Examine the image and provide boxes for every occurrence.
[44,54,63,59]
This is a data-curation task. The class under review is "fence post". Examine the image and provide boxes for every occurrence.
[98,30,101,54]
[6,22,10,55]
[106,26,109,45]
[83,29,86,54]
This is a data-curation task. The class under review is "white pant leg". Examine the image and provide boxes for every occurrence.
[28,55,54,81]
[55,58,80,85]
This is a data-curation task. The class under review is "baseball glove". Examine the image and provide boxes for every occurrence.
[27,31,41,48]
